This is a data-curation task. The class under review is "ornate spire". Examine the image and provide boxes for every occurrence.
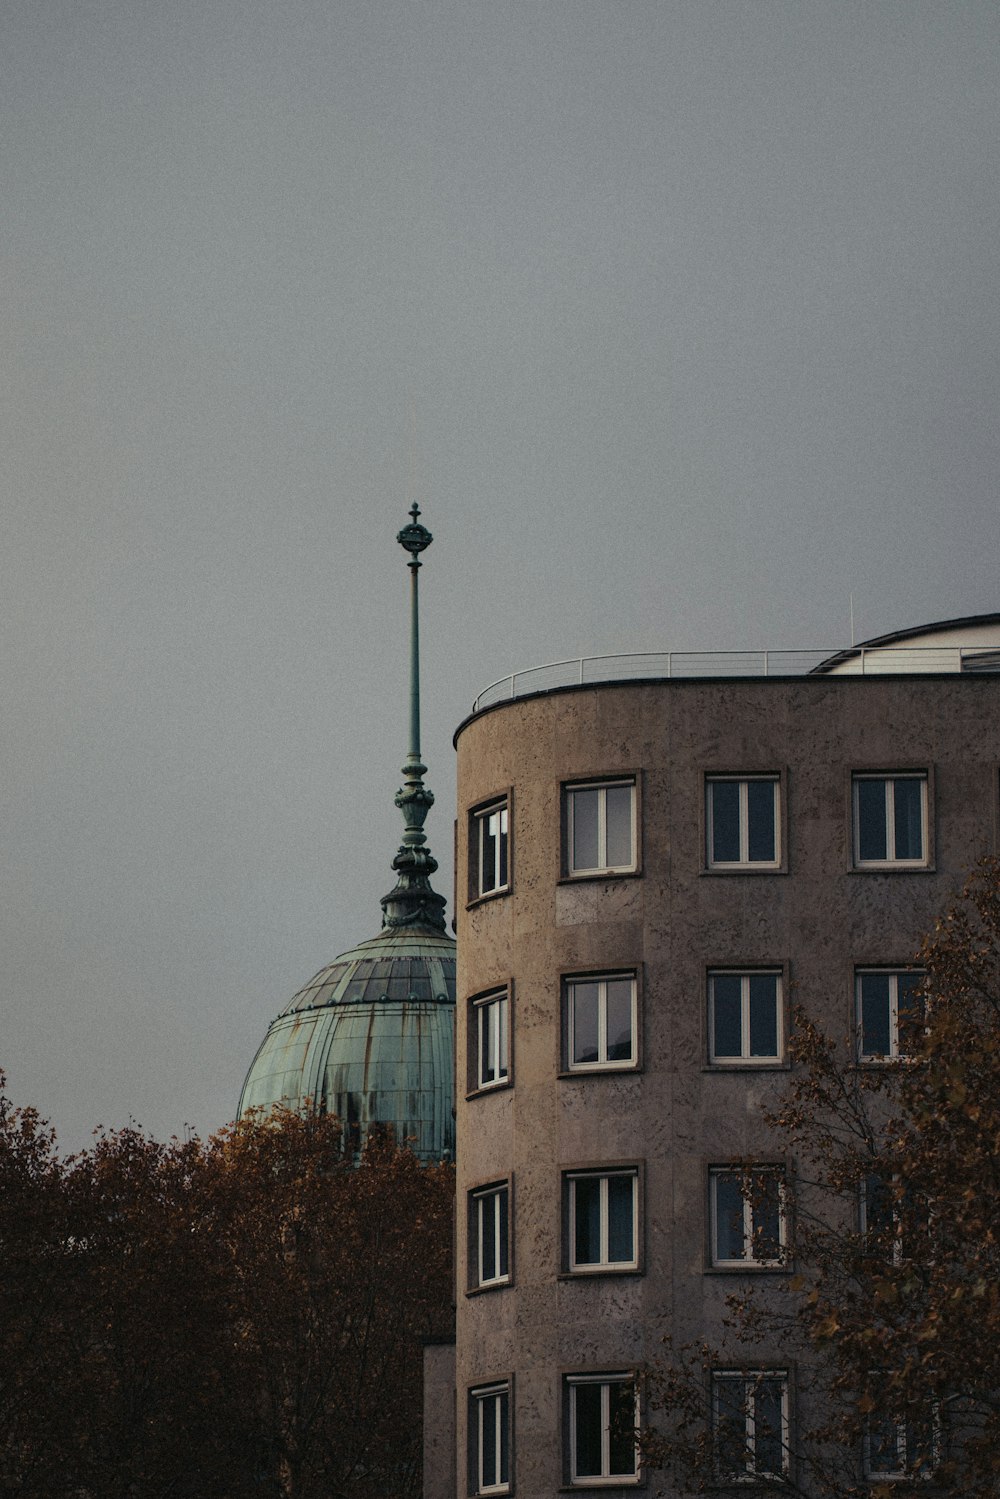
[380,505,448,932]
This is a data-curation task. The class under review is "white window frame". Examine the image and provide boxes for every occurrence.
[565,973,637,1071]
[712,1371,790,1482]
[566,1169,639,1273]
[473,799,509,898]
[565,779,636,876]
[708,970,783,1064]
[471,1182,510,1289]
[473,988,510,1090]
[566,1373,639,1485]
[852,773,929,868]
[710,1167,787,1268]
[471,1381,511,1494]
[856,969,926,1061]
[706,776,781,870]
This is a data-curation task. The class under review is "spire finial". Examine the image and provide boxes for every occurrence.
[397,503,433,569]
[380,505,447,932]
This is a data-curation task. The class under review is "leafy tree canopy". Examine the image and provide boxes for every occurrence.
[0,1097,453,1499]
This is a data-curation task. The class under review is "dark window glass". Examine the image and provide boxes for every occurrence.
[715,1172,745,1261]
[749,974,779,1056]
[715,1381,747,1476]
[863,1174,893,1240]
[498,1392,510,1484]
[712,975,743,1057]
[867,1415,901,1474]
[481,1195,496,1281]
[570,982,600,1065]
[498,1189,509,1279]
[754,1175,782,1260]
[860,972,892,1056]
[607,1176,634,1264]
[573,1382,603,1477]
[746,780,776,862]
[574,1177,601,1265]
[479,1009,492,1085]
[606,979,633,1062]
[710,781,741,863]
[893,777,924,861]
[605,784,634,868]
[495,808,508,888]
[897,972,925,1053]
[608,1379,636,1476]
[571,788,600,871]
[342,963,376,1000]
[477,993,508,1087]
[475,1187,508,1285]
[857,779,888,861]
[481,1394,497,1484]
[478,805,508,894]
[754,1380,785,1474]
[481,818,498,893]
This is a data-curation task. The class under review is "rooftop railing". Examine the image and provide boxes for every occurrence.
[470,645,1000,713]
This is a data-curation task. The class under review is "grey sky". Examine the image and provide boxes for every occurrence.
[3,1,998,1151]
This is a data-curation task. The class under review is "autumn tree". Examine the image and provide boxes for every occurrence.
[643,858,1000,1498]
[0,1093,453,1499]
[58,1128,248,1499]
[210,1110,454,1499]
[0,1078,76,1498]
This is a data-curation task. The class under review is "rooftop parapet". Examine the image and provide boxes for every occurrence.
[469,614,1000,714]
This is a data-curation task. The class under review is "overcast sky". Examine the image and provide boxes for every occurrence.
[3,1,998,1152]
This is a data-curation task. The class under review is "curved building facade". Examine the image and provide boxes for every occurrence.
[431,617,1000,1497]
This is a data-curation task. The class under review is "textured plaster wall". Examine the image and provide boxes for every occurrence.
[423,1341,457,1499]
[449,675,998,1499]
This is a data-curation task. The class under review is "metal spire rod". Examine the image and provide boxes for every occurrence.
[380,504,446,932]
[404,505,425,761]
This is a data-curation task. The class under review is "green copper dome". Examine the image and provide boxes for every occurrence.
[238,925,455,1161]
[237,506,455,1161]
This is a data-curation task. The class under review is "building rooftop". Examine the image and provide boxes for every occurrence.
[465,613,1000,715]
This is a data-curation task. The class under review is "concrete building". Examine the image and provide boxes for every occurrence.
[426,614,1000,1498]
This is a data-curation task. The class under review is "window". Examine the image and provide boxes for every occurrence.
[860,1174,926,1264]
[712,1371,789,1482]
[710,1168,786,1267]
[566,1169,638,1272]
[863,1410,937,1480]
[859,1174,906,1265]
[470,1382,510,1494]
[472,799,509,898]
[706,776,780,869]
[708,970,783,1064]
[565,780,636,876]
[472,988,510,1091]
[564,974,637,1071]
[853,774,928,867]
[856,970,925,1060]
[566,1374,638,1485]
[470,1182,510,1289]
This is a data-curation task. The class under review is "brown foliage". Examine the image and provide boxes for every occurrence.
[0,1093,453,1499]
[643,859,1000,1497]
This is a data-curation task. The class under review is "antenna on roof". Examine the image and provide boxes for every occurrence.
[850,593,856,647]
